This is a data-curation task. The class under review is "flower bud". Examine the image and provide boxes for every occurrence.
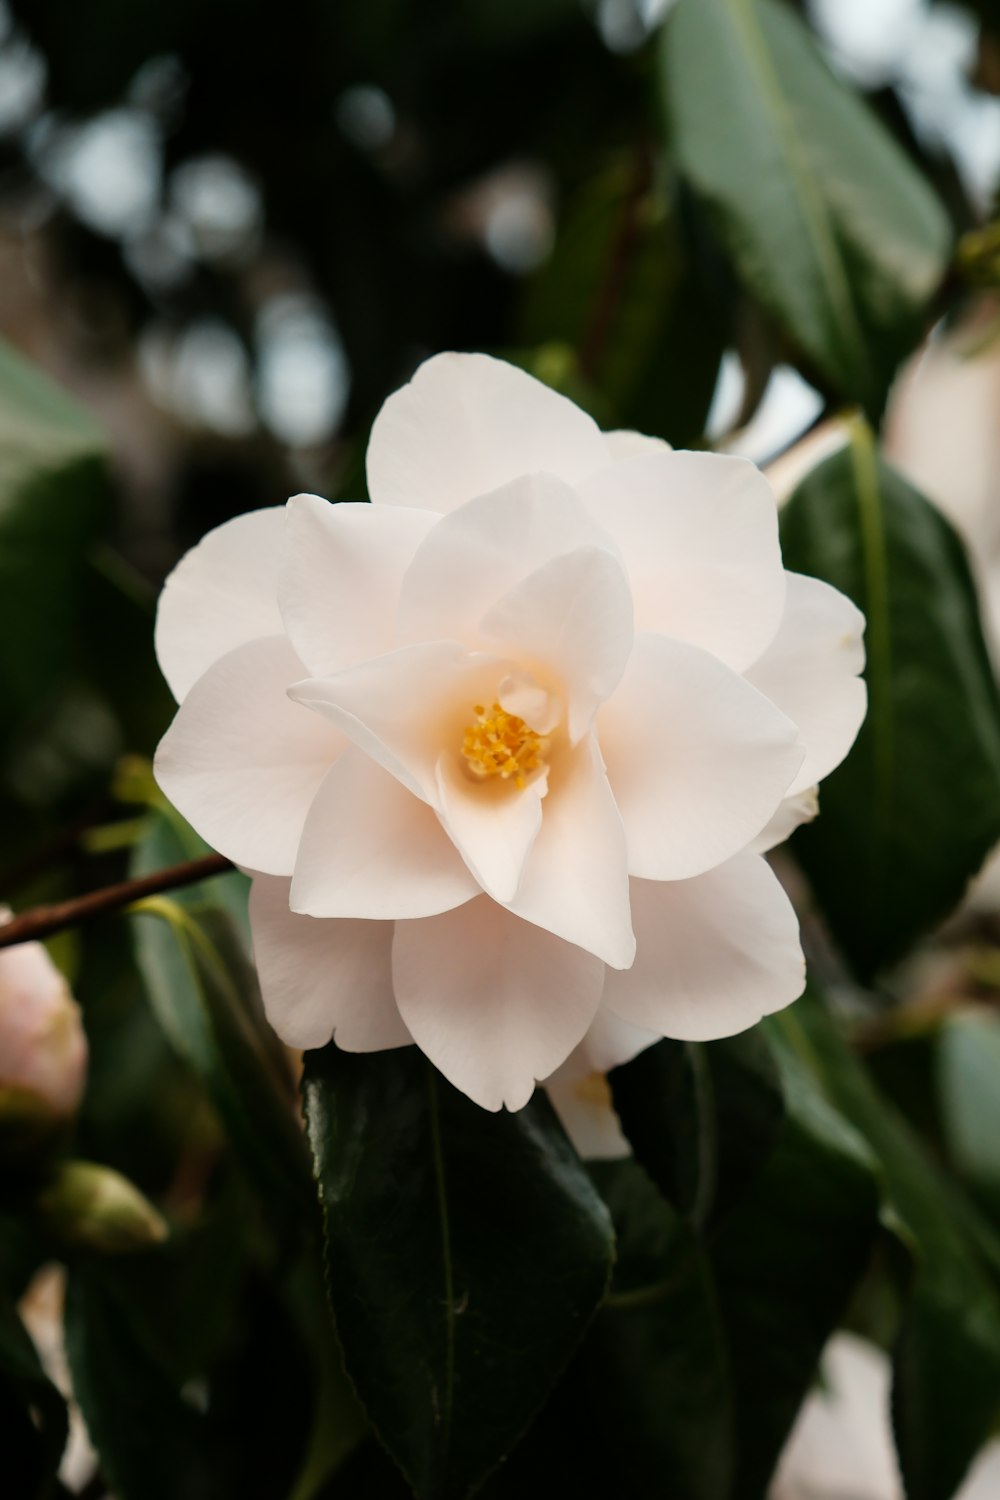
[35,1161,168,1253]
[0,910,87,1124]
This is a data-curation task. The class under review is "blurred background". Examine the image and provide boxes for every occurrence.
[9,6,1000,1497]
[1,0,997,576]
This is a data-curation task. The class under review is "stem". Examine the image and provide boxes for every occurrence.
[0,854,234,950]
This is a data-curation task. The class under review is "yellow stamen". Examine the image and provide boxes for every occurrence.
[461,702,547,790]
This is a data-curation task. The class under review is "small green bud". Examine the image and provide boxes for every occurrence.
[35,1161,168,1254]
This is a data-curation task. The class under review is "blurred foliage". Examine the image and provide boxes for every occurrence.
[5,2,1000,1499]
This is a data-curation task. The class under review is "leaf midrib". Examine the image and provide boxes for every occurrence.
[723,0,868,385]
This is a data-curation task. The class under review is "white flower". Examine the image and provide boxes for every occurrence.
[153,353,866,1111]
[0,910,88,1118]
[772,1333,1000,1500]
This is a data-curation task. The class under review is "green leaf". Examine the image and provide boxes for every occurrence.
[65,1267,210,1500]
[776,993,1000,1500]
[302,1046,615,1500]
[0,1292,68,1500]
[587,1160,734,1500]
[710,1023,881,1498]
[517,160,724,446]
[0,337,110,739]
[129,817,311,1212]
[661,0,950,414]
[780,423,1000,977]
[938,1009,1000,1217]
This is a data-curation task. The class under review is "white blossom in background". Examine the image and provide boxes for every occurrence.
[772,1333,1000,1500]
[0,909,87,1118]
[153,353,866,1112]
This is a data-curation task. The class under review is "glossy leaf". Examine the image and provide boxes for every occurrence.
[780,425,1000,977]
[610,1030,784,1231]
[587,1160,733,1500]
[302,1046,615,1500]
[0,336,109,738]
[778,993,1000,1500]
[711,1023,881,1498]
[661,0,950,414]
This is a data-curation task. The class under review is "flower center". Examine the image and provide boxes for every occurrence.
[461,702,547,789]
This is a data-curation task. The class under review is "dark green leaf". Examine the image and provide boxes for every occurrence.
[777,993,1000,1500]
[587,1160,733,1500]
[129,815,311,1212]
[0,337,110,739]
[711,1022,881,1498]
[65,1267,210,1500]
[302,1046,614,1500]
[517,161,724,446]
[780,427,1000,976]
[662,0,950,414]
[610,1030,784,1230]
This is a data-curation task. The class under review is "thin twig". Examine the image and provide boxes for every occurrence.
[578,140,655,386]
[0,854,234,950]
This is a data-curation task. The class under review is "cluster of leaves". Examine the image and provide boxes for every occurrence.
[5,1,1000,1499]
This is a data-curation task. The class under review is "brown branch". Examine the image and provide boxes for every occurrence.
[0,854,234,950]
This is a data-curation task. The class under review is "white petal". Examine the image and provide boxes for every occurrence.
[480,546,634,742]
[249,875,409,1051]
[578,450,786,671]
[555,1007,659,1078]
[435,752,543,904]
[745,572,866,796]
[752,786,820,854]
[600,633,803,880]
[507,734,634,969]
[393,897,605,1111]
[154,636,344,874]
[603,855,805,1041]
[367,352,609,513]
[544,1071,631,1161]
[396,470,619,648]
[604,429,672,460]
[155,508,286,702]
[289,642,502,802]
[290,749,479,919]
[278,495,438,677]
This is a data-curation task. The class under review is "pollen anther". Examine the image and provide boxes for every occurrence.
[461,702,547,790]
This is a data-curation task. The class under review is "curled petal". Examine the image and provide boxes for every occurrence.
[397,470,619,648]
[154,636,344,875]
[155,508,285,702]
[480,546,634,743]
[278,494,437,677]
[603,855,805,1041]
[603,429,672,460]
[249,876,409,1052]
[545,1071,632,1161]
[752,786,820,854]
[579,450,786,670]
[600,633,803,880]
[435,752,543,905]
[507,734,635,969]
[392,898,605,1112]
[291,750,479,919]
[745,571,866,796]
[367,351,609,513]
[289,642,503,802]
